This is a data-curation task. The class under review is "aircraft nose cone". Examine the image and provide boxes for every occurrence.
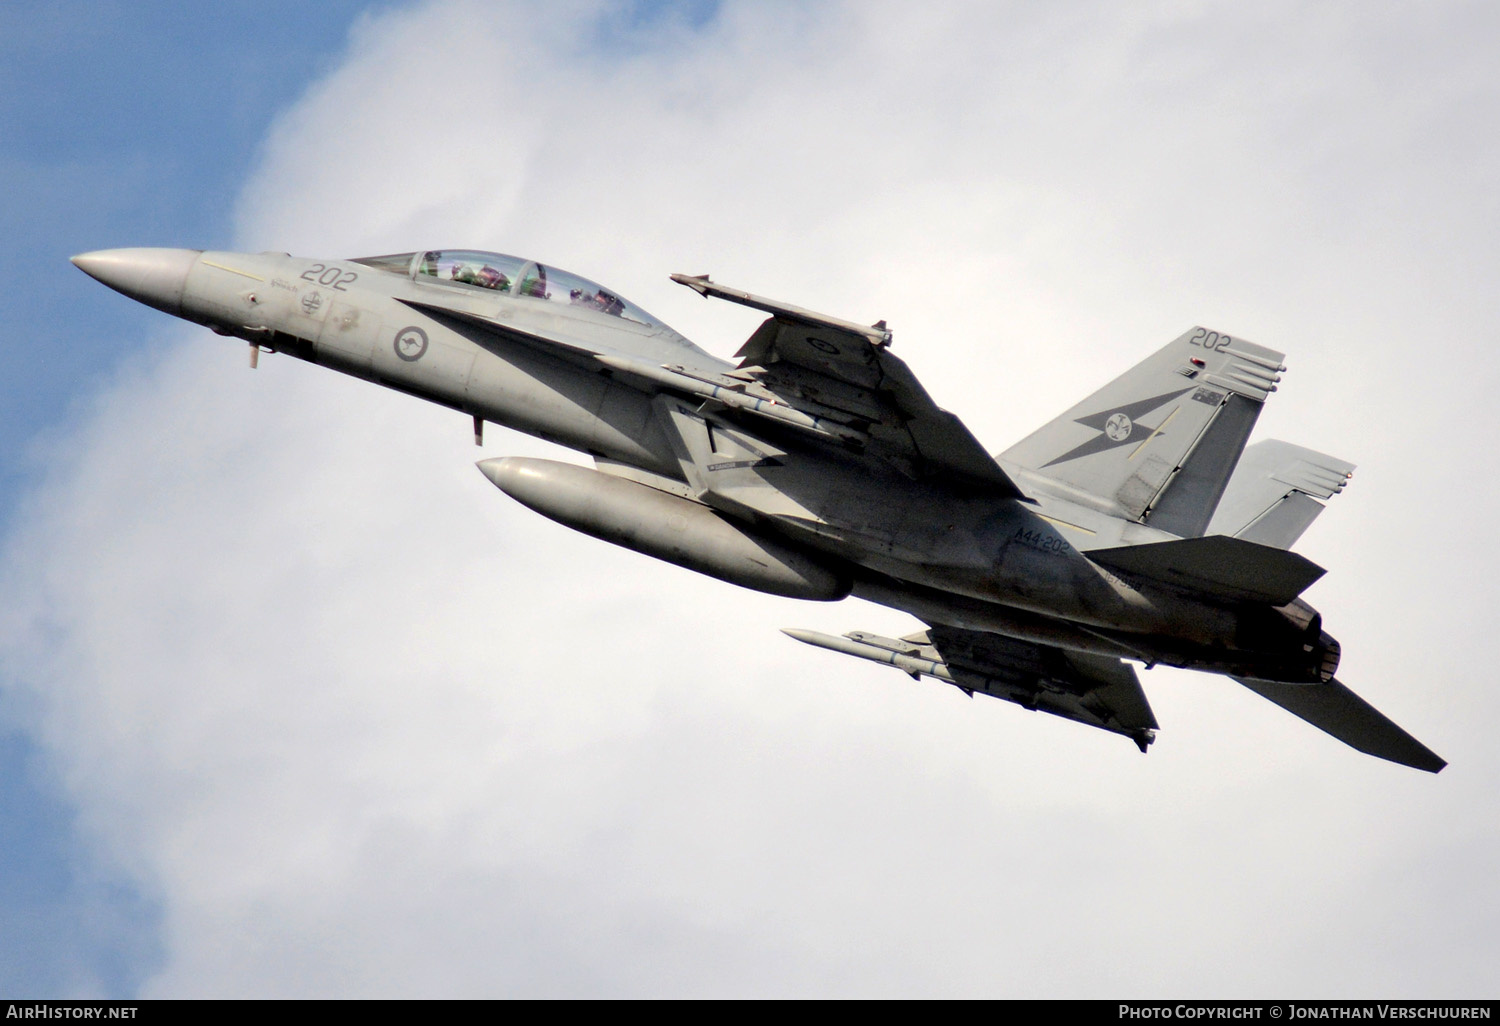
[71,247,201,316]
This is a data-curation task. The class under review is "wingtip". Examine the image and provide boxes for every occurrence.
[1414,752,1448,774]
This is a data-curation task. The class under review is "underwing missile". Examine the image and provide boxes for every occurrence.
[781,628,952,682]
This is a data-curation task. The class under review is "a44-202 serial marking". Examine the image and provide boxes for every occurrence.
[300,263,358,291]
[1013,527,1071,555]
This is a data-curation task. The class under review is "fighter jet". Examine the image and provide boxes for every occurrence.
[71,246,1444,772]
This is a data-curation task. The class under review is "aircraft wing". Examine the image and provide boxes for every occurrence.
[673,275,1024,499]
[783,623,1157,751]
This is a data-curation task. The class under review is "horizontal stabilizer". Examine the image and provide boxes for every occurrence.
[1207,440,1356,549]
[1233,677,1446,773]
[1087,535,1324,605]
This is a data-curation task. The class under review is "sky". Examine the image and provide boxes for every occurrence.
[1,0,1497,998]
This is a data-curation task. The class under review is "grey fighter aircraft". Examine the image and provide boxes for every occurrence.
[72,246,1444,772]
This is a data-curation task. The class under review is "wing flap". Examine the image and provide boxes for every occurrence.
[1233,677,1445,772]
[874,353,1025,494]
[1087,535,1324,604]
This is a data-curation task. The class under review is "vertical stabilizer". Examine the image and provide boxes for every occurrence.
[1001,328,1284,532]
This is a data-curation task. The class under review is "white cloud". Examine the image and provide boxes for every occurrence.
[5,0,1498,996]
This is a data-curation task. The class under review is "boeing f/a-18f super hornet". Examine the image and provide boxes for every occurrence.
[72,246,1444,771]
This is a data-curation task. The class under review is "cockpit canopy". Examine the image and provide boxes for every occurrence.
[352,250,662,328]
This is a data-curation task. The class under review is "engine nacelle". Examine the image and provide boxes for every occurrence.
[478,457,850,601]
